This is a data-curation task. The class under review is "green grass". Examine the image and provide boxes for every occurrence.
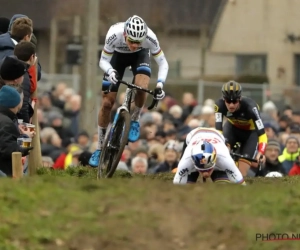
[0,167,300,250]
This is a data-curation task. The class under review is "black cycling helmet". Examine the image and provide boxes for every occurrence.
[221,80,242,100]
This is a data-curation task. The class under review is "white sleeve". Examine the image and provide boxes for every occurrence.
[99,26,116,74]
[146,29,169,84]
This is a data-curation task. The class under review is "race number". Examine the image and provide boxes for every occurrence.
[215,113,222,122]
[255,119,264,130]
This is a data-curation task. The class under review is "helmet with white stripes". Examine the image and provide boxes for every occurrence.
[124,15,148,42]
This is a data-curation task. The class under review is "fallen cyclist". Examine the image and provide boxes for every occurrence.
[173,127,246,185]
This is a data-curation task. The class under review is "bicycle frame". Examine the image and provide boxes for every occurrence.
[105,79,158,145]
[108,87,133,143]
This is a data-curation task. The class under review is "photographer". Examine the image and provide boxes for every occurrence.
[257,139,286,177]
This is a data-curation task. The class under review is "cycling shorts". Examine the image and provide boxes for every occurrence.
[102,49,151,92]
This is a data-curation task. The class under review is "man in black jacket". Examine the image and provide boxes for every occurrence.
[0,85,33,177]
[14,41,36,122]
[256,139,286,177]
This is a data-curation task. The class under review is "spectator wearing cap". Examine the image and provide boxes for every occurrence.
[14,41,36,123]
[0,55,28,87]
[257,139,286,177]
[278,136,300,173]
[262,100,278,122]
[278,114,292,132]
[0,17,9,35]
[153,140,180,173]
[0,85,32,177]
[263,122,278,140]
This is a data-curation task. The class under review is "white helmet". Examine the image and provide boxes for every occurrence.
[191,141,216,171]
[265,171,283,177]
[124,15,148,42]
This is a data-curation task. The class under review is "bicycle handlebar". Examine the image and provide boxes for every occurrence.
[104,80,159,110]
[230,152,259,163]
[231,152,264,171]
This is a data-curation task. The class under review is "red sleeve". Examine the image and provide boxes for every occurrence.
[28,65,37,100]
[53,153,67,169]
[289,164,300,176]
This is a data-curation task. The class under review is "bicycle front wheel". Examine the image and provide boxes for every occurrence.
[97,110,131,179]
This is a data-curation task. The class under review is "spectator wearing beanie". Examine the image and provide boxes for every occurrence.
[153,140,180,174]
[14,41,37,123]
[257,139,286,176]
[0,55,28,88]
[0,85,32,177]
[278,136,300,173]
[263,122,278,140]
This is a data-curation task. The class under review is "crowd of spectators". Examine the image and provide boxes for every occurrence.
[0,14,300,179]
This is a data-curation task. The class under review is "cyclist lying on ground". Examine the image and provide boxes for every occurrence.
[214,80,267,177]
[89,15,169,167]
[173,127,246,185]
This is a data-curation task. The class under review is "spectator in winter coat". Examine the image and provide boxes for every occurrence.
[154,140,180,173]
[0,85,33,176]
[278,136,300,173]
[14,41,36,122]
[257,139,286,176]
[0,16,32,59]
[288,155,300,176]
[0,14,41,81]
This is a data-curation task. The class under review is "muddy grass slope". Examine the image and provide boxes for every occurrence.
[0,169,299,250]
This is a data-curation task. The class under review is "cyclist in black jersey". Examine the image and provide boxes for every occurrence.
[214,81,267,177]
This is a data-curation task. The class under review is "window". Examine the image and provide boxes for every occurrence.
[236,55,267,75]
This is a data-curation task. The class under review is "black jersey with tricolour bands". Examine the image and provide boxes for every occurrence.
[214,96,267,144]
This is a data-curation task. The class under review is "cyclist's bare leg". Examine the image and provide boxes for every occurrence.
[238,160,251,177]
[97,92,117,149]
[131,74,150,121]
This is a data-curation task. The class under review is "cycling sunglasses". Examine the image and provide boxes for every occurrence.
[224,98,240,104]
[127,37,142,44]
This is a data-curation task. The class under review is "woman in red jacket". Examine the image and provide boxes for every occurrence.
[289,155,300,176]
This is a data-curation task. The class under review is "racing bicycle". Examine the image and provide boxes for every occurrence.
[97,79,160,179]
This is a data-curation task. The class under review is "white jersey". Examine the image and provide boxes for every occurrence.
[99,22,169,83]
[173,127,245,184]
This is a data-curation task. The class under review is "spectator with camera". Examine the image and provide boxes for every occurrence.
[257,139,286,177]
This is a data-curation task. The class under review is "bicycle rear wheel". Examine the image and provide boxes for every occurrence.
[97,110,131,178]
